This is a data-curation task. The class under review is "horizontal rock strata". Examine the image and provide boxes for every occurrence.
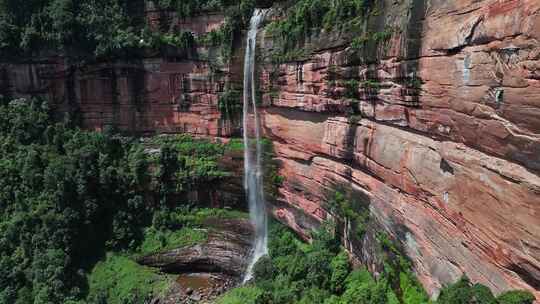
[137,218,254,276]
[259,0,540,299]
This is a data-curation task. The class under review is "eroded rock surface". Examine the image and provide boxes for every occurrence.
[257,0,540,299]
[137,218,254,276]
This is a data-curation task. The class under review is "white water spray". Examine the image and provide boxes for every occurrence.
[243,9,267,283]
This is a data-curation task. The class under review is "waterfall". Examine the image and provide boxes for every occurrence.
[243,9,267,283]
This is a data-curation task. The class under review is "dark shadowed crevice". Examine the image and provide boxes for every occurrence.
[398,0,427,108]
[440,158,455,175]
[344,121,359,164]
[508,263,540,290]
[128,65,147,133]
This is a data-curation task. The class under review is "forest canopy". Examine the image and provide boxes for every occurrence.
[0,0,260,59]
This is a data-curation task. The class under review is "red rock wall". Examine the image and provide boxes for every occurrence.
[259,0,540,299]
[0,10,239,137]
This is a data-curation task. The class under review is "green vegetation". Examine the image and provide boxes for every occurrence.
[363,79,381,88]
[156,0,222,18]
[156,31,195,49]
[267,0,371,47]
[217,221,413,304]
[197,22,235,59]
[225,138,245,152]
[496,291,536,304]
[150,206,248,232]
[218,286,265,304]
[0,97,240,303]
[0,0,143,58]
[156,0,255,22]
[218,89,243,120]
[351,35,371,50]
[260,138,285,200]
[264,1,397,63]
[328,191,370,239]
[146,134,232,199]
[89,206,247,303]
[343,79,360,99]
[437,277,535,304]
[376,233,430,304]
[269,48,309,64]
[86,254,171,304]
[138,227,207,256]
[267,0,373,62]
[156,0,264,61]
[350,26,394,51]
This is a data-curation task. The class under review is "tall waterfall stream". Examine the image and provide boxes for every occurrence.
[242,9,267,283]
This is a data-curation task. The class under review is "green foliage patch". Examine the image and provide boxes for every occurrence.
[218,286,265,304]
[438,277,535,304]
[327,190,370,239]
[86,254,171,304]
[266,0,372,62]
[137,227,208,256]
[218,89,243,120]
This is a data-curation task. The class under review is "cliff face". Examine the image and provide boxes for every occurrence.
[258,0,540,299]
[1,0,539,300]
[0,7,239,137]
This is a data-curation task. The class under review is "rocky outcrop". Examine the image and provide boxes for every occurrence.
[141,218,252,304]
[153,273,237,304]
[137,218,254,276]
[257,0,540,299]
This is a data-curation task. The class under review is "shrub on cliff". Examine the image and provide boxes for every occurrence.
[438,277,475,304]
[330,251,351,293]
[253,256,275,282]
[438,276,535,304]
[497,291,535,304]
[266,0,373,60]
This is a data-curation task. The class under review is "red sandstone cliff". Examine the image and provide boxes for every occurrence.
[1,0,539,300]
[258,0,540,299]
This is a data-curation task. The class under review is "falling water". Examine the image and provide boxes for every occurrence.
[243,9,267,283]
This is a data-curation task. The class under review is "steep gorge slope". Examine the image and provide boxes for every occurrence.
[1,0,538,300]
